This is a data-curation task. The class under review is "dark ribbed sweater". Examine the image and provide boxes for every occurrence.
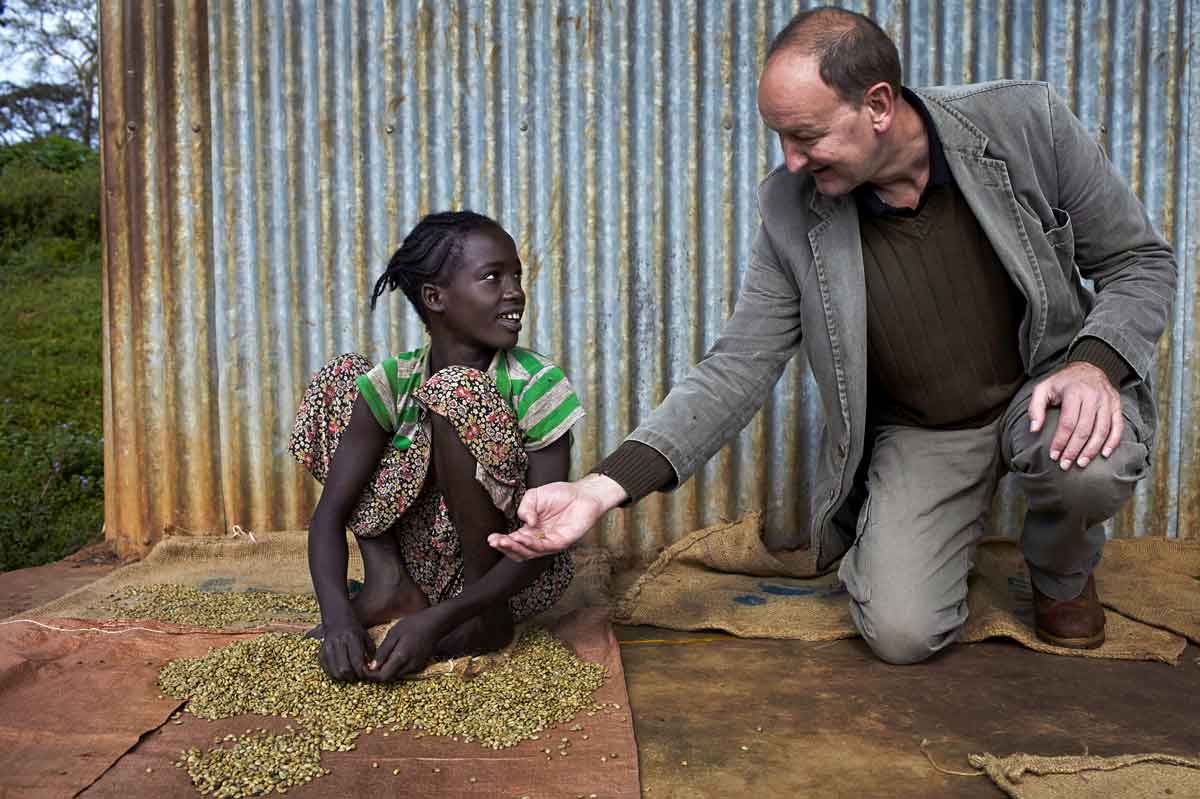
[860,179,1026,428]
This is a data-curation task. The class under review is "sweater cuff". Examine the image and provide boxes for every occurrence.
[1068,337,1133,388]
[590,440,677,506]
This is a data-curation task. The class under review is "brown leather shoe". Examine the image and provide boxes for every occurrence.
[1032,574,1106,649]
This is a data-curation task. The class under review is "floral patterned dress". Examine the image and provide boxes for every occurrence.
[289,351,583,621]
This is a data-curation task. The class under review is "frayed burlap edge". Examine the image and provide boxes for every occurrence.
[968,752,1200,799]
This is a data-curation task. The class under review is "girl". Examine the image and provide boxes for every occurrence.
[289,211,584,682]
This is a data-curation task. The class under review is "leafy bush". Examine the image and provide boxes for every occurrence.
[0,417,103,571]
[0,136,101,246]
[0,136,103,571]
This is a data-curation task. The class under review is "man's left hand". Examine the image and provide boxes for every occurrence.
[1028,362,1122,471]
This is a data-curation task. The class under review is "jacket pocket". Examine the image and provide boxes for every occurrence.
[1044,207,1076,278]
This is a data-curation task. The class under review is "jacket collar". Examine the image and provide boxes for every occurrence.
[912,88,989,156]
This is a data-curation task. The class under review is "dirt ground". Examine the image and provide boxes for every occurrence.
[2,550,1197,798]
[0,541,123,618]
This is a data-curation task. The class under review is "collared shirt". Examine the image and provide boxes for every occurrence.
[853,88,952,218]
[355,345,584,452]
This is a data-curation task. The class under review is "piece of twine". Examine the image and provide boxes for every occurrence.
[920,739,985,777]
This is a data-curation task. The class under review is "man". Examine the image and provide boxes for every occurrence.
[488,8,1175,664]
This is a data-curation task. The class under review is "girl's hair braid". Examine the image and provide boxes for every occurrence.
[371,210,502,324]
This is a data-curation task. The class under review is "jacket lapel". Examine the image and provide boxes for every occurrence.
[805,191,867,457]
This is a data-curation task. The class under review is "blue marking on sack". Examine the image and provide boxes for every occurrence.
[758,581,847,598]
[733,594,768,606]
[199,577,235,593]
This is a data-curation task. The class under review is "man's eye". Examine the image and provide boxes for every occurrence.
[481,272,496,281]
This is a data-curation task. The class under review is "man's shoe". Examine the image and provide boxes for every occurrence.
[1032,574,1106,649]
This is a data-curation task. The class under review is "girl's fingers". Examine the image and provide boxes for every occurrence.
[330,641,353,681]
[489,534,539,561]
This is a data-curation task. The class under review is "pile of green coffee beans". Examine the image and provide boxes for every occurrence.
[159,628,608,796]
[103,584,319,627]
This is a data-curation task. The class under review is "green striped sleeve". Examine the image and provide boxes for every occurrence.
[525,394,583,445]
[381,357,401,398]
[517,365,566,419]
[510,347,545,377]
[517,362,585,450]
[355,373,395,432]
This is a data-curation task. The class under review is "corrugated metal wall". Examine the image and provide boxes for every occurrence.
[99,0,1198,561]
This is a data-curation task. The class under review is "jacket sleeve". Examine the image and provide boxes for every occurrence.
[623,222,805,487]
[1048,86,1176,383]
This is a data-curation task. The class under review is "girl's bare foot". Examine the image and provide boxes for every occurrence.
[433,605,514,657]
[352,580,429,627]
[305,582,429,639]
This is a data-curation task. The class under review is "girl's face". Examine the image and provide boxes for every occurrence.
[426,226,525,351]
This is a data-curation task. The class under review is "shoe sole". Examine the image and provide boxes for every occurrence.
[1035,628,1105,650]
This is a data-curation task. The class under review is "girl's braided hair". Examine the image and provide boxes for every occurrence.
[370,210,502,324]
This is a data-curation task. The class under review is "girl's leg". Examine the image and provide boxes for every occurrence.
[428,411,515,654]
[350,523,430,627]
[292,352,432,638]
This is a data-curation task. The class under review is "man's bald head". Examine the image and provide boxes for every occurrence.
[766,7,901,107]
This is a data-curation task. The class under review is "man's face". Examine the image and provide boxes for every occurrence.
[757,52,881,196]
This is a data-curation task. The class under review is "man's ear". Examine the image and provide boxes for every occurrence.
[864,81,896,132]
[422,283,445,316]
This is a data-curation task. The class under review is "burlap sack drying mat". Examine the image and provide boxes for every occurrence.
[17,529,613,629]
[0,608,638,799]
[615,513,1191,663]
[966,752,1200,799]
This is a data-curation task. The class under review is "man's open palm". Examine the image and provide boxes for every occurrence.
[488,477,623,560]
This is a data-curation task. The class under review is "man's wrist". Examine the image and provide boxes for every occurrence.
[579,472,629,512]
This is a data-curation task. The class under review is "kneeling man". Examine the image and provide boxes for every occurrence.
[490,7,1175,664]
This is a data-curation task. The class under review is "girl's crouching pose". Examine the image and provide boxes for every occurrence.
[289,211,584,682]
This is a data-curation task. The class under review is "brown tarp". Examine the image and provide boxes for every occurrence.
[0,608,638,799]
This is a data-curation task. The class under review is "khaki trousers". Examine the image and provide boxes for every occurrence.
[836,377,1151,665]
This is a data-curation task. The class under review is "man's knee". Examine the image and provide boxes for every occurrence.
[848,598,965,665]
[1008,408,1147,516]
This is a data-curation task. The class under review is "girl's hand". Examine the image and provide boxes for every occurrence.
[364,610,445,682]
[318,622,376,682]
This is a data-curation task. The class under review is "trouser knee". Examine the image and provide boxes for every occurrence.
[848,599,964,666]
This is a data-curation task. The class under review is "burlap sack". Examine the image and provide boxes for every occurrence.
[968,752,1200,799]
[1094,538,1200,643]
[616,513,1189,663]
[17,530,613,629]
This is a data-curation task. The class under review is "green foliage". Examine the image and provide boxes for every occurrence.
[0,135,97,172]
[0,137,100,246]
[0,135,102,571]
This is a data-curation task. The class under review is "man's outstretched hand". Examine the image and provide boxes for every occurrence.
[487,474,628,561]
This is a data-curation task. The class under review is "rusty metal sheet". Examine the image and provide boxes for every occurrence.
[100,1,1198,560]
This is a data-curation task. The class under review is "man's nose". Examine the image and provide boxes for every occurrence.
[784,145,808,173]
[503,277,524,298]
